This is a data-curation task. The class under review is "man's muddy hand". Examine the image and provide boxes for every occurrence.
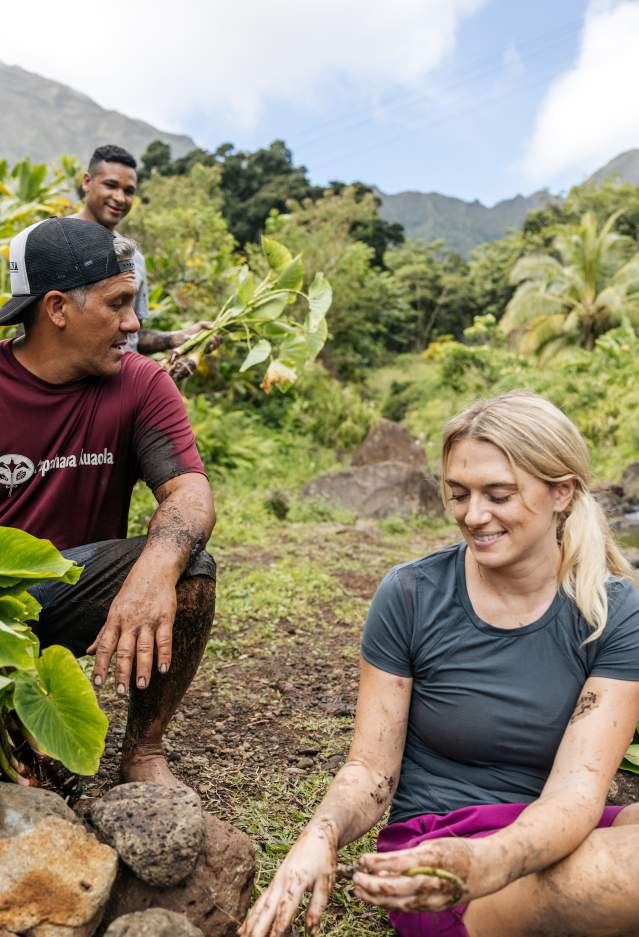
[87,574,177,694]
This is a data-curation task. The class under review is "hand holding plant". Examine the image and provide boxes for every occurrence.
[164,236,332,392]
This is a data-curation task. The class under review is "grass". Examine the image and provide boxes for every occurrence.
[189,504,454,936]
[124,418,456,935]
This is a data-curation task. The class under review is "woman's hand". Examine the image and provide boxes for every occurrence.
[353,836,504,913]
[239,820,338,937]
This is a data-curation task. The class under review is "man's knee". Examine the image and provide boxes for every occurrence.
[175,575,216,631]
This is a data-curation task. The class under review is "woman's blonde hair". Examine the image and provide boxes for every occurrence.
[441,390,634,642]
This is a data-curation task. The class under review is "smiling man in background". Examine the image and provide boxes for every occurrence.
[77,144,213,354]
[0,215,216,786]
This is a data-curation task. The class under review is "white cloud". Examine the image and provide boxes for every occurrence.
[523,0,639,186]
[0,0,484,137]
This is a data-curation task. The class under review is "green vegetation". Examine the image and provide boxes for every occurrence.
[0,527,107,783]
[502,211,639,359]
[5,143,639,932]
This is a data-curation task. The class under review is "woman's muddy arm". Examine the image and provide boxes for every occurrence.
[304,660,412,846]
[476,676,639,893]
[238,660,412,937]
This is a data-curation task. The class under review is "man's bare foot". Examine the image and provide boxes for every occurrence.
[119,745,186,787]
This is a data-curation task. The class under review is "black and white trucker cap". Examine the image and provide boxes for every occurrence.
[0,216,135,325]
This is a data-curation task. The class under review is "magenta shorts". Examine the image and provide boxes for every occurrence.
[377,802,624,937]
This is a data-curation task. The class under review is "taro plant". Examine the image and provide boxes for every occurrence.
[621,724,639,776]
[0,526,107,790]
[164,236,332,391]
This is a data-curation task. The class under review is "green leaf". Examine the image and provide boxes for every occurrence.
[279,334,308,369]
[0,591,41,623]
[304,316,328,362]
[14,645,107,775]
[262,237,292,274]
[275,256,304,292]
[239,339,272,373]
[0,527,82,584]
[0,626,38,670]
[237,269,257,305]
[623,743,639,767]
[307,273,333,330]
[251,295,288,321]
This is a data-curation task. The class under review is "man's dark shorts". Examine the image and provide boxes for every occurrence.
[28,536,216,657]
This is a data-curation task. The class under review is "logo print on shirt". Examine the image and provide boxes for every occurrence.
[0,454,35,496]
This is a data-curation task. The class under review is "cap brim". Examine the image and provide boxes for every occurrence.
[0,294,38,325]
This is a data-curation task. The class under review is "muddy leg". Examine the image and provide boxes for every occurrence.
[120,575,215,786]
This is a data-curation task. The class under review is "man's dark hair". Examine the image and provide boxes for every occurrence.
[88,145,137,175]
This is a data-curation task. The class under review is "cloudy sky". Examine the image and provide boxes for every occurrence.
[1,0,637,204]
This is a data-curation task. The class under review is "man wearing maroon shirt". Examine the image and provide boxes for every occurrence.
[0,215,216,786]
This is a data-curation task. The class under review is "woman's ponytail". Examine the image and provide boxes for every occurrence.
[559,488,634,642]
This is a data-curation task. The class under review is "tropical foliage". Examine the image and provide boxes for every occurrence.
[501,211,639,359]
[0,526,107,785]
[0,157,78,306]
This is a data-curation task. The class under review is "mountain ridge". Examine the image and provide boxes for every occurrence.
[2,63,638,253]
[0,62,195,166]
[375,187,553,256]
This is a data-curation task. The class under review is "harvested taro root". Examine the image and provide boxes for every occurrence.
[335,862,468,906]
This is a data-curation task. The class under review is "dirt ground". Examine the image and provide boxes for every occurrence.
[82,517,639,934]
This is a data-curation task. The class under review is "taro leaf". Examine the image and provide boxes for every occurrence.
[620,757,639,775]
[251,295,288,321]
[14,645,107,775]
[0,591,41,623]
[622,744,639,770]
[237,268,257,305]
[274,256,304,293]
[308,273,333,330]
[0,674,14,710]
[279,334,308,369]
[0,527,82,583]
[262,237,292,275]
[0,625,38,670]
[304,316,328,362]
[239,339,272,373]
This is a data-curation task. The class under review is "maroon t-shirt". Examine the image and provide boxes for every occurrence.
[0,341,205,550]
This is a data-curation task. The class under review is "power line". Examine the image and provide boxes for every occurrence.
[307,64,564,179]
[289,15,582,153]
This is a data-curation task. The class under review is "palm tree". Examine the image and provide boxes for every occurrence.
[500,211,639,360]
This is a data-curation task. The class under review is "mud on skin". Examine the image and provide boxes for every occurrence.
[569,691,599,725]
[122,575,216,766]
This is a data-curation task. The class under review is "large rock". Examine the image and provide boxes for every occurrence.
[0,808,117,935]
[103,910,203,937]
[622,463,639,501]
[89,784,204,887]
[100,813,255,937]
[302,461,443,520]
[352,419,426,470]
[0,782,79,836]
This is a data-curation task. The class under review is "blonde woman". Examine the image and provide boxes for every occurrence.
[240,392,639,937]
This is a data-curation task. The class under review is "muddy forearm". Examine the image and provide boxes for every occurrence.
[481,793,601,889]
[137,328,185,354]
[305,759,396,850]
[137,482,215,584]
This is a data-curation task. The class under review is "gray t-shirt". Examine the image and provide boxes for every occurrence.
[361,543,639,822]
[121,243,148,352]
